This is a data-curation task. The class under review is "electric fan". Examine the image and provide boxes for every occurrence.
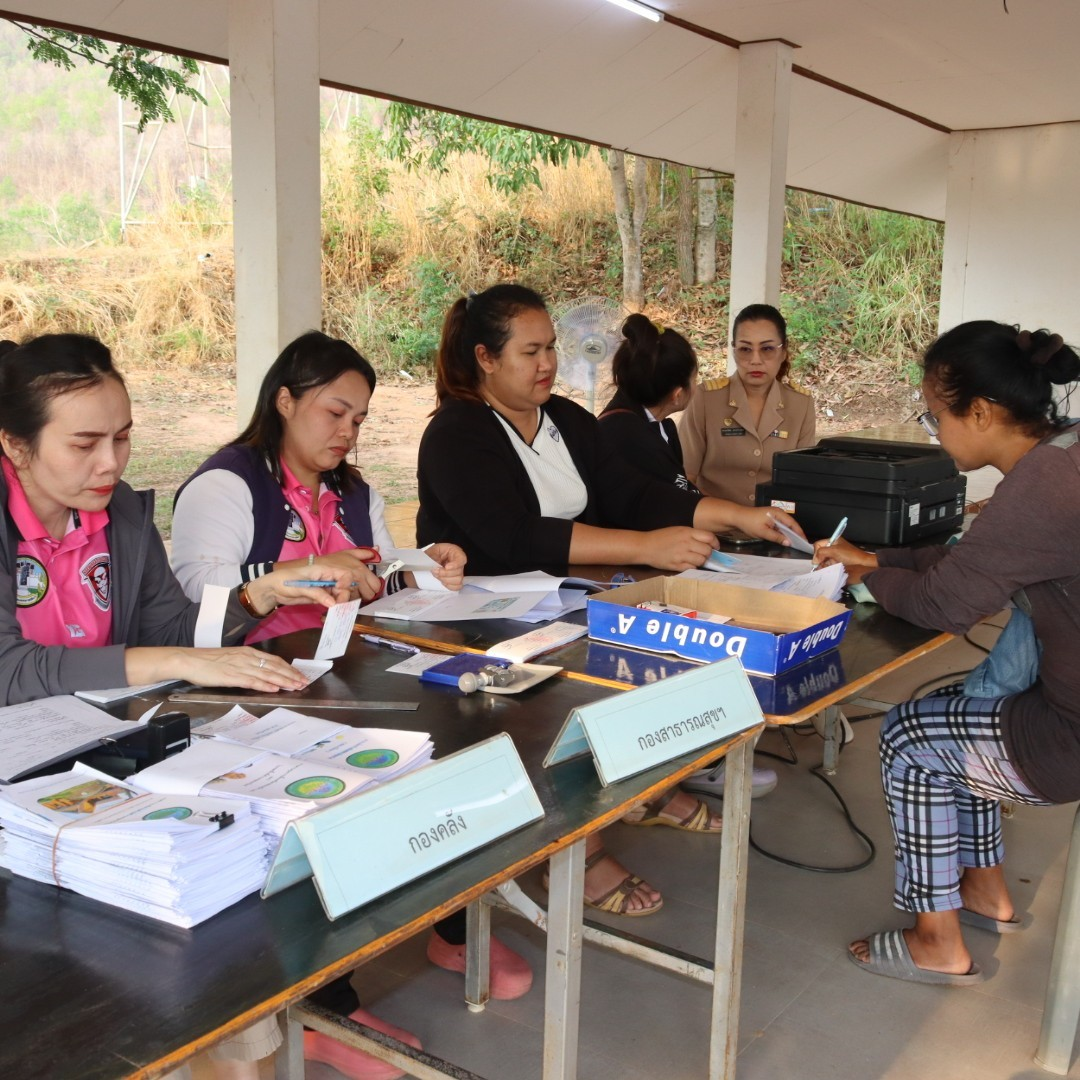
[550,295,624,414]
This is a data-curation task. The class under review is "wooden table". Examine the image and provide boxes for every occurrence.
[0,629,761,1080]
[355,549,954,772]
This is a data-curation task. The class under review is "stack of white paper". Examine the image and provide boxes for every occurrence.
[359,571,598,624]
[196,706,433,784]
[136,709,433,843]
[682,555,847,602]
[0,764,268,928]
[133,740,366,844]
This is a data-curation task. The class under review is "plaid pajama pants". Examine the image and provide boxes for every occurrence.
[880,683,1051,913]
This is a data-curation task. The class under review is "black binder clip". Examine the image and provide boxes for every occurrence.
[209,811,235,829]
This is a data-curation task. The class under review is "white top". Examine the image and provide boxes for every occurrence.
[493,408,589,520]
[170,468,397,602]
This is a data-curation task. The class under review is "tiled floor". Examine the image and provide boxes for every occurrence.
[279,625,1079,1080]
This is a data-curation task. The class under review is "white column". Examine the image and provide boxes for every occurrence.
[229,0,322,425]
[728,40,793,365]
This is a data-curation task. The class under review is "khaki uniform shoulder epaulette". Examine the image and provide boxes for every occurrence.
[702,375,731,392]
[785,378,812,397]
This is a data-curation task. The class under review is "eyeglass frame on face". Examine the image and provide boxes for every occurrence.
[918,395,1000,437]
[917,406,948,437]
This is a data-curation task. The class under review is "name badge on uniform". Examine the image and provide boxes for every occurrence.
[721,426,746,437]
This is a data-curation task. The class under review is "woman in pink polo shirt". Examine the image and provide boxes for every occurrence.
[171,330,465,644]
[0,334,367,709]
[170,332,530,1068]
[0,332,422,1080]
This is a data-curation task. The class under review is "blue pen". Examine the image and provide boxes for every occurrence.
[826,516,849,547]
[284,579,355,588]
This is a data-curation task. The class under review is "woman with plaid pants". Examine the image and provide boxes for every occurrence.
[815,319,1080,986]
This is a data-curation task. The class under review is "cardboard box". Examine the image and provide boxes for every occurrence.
[586,577,851,677]
[580,639,848,714]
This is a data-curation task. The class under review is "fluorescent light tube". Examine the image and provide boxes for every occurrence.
[604,0,662,22]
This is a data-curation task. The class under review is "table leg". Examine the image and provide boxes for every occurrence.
[709,733,756,1080]
[277,1009,305,1080]
[820,704,841,775]
[543,839,585,1080]
[464,897,492,1012]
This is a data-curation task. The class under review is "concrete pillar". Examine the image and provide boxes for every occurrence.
[229,0,322,424]
[728,40,793,366]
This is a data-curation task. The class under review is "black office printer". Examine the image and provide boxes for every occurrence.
[755,436,966,545]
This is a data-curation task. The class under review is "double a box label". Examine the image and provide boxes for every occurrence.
[586,577,850,676]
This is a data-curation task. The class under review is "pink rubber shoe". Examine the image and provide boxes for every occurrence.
[303,1007,421,1080]
[425,930,533,1000]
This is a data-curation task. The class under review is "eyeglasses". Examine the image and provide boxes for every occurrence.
[917,406,948,437]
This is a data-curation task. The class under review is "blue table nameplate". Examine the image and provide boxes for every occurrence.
[543,656,765,785]
[262,732,544,920]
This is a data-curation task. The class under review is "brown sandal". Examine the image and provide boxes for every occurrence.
[622,790,722,833]
[542,849,663,917]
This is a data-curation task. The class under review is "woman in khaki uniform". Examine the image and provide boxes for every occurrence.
[680,304,816,505]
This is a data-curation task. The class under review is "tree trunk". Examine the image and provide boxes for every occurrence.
[675,165,695,286]
[695,173,717,285]
[607,149,649,309]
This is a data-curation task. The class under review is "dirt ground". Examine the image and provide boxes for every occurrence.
[125,368,915,537]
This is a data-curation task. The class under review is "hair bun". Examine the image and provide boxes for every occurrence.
[1017,328,1079,385]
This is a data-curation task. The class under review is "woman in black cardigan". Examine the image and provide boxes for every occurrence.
[418,287,800,577]
[417,284,804,918]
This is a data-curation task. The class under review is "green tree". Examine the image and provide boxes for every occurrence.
[8,22,205,132]
[382,102,589,195]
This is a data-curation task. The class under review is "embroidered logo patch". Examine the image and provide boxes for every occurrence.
[80,553,112,611]
[285,507,307,542]
[15,556,48,607]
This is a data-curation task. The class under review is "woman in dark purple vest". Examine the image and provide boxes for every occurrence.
[172,331,464,644]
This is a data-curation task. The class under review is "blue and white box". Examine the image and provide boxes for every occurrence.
[586,577,851,676]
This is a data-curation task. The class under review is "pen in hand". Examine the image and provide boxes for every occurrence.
[813,516,848,568]
[826,516,849,547]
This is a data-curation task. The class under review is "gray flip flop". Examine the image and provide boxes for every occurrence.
[848,929,984,986]
[958,908,1030,934]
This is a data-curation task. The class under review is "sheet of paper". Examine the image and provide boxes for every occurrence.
[386,651,447,675]
[678,553,845,601]
[465,571,588,594]
[194,583,231,647]
[487,621,588,663]
[0,696,148,783]
[380,547,439,571]
[75,679,181,704]
[314,598,361,659]
[770,519,816,555]
[134,739,261,795]
[359,586,540,622]
[776,561,847,600]
[291,658,332,684]
[195,705,342,755]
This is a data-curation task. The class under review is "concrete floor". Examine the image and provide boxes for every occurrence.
[192,496,1080,1080]
[286,626,1078,1080]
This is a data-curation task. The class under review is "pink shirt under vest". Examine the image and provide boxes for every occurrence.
[246,462,376,644]
[4,458,113,648]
